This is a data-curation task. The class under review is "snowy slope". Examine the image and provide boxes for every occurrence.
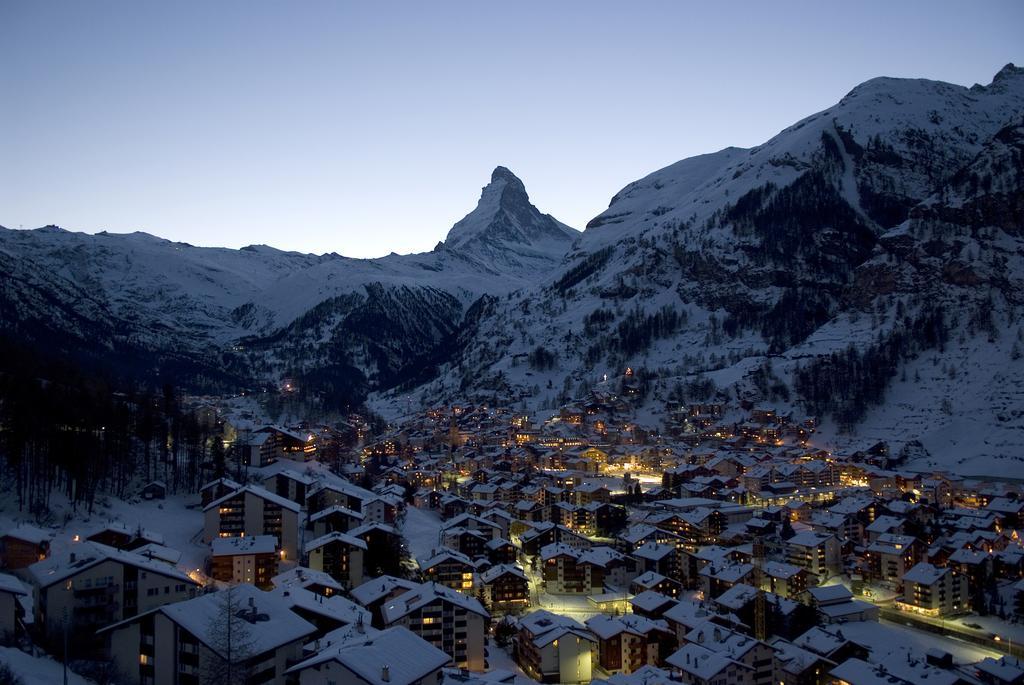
[0,167,578,392]
[375,65,1024,476]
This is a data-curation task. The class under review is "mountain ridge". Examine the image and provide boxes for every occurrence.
[2,66,1023,474]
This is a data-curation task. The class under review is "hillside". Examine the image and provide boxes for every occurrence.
[374,65,1024,475]
[0,167,579,402]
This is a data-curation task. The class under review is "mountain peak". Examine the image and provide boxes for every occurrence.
[490,165,522,184]
[438,167,577,267]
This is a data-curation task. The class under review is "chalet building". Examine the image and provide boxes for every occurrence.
[699,562,755,600]
[271,566,345,598]
[139,481,167,500]
[768,637,837,685]
[442,527,490,558]
[0,525,51,569]
[307,482,372,516]
[210,535,278,588]
[203,485,301,560]
[308,504,365,537]
[863,514,906,542]
[419,548,478,593]
[478,564,530,612]
[585,614,675,675]
[257,425,317,463]
[541,544,593,594]
[305,531,367,590]
[380,581,489,670]
[486,538,519,566]
[863,534,920,584]
[363,494,402,526]
[582,502,629,536]
[579,546,637,590]
[268,585,369,639]
[442,513,504,541]
[669,621,775,685]
[785,532,841,580]
[86,521,164,550]
[235,431,271,467]
[759,561,810,598]
[572,482,611,506]
[520,523,591,557]
[0,573,26,642]
[896,562,969,617]
[804,585,879,624]
[630,572,683,600]
[286,625,450,685]
[28,541,199,656]
[629,590,679,620]
[262,468,316,506]
[634,542,679,580]
[102,584,315,685]
[662,598,743,645]
[792,625,870,665]
[350,575,420,628]
[516,610,596,684]
[349,522,403,575]
[198,477,242,507]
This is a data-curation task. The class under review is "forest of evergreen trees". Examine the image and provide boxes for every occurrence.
[794,308,949,430]
[0,339,227,517]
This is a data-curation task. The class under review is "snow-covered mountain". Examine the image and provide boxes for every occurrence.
[0,167,579,399]
[4,64,1023,474]
[381,64,1024,475]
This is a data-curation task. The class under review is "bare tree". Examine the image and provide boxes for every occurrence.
[203,587,257,685]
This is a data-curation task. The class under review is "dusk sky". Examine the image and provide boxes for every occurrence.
[2,1,1022,258]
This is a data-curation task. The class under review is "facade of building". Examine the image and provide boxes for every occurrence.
[209,535,278,588]
[203,485,301,560]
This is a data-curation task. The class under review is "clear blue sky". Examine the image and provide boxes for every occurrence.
[2,1,1021,258]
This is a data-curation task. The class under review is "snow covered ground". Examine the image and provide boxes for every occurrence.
[0,491,208,578]
[0,647,94,685]
[840,619,1003,664]
[484,640,540,684]
[402,504,445,565]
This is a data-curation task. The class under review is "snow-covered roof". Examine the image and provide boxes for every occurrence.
[309,504,366,523]
[305,531,368,554]
[666,642,746,680]
[272,566,344,593]
[159,584,317,657]
[29,541,195,588]
[381,581,488,623]
[286,626,450,684]
[518,609,594,647]
[629,590,677,613]
[1,524,52,545]
[211,535,278,556]
[902,562,948,585]
[350,575,420,606]
[807,584,853,605]
[203,484,301,513]
[478,564,527,584]
[0,573,27,596]
[585,614,669,640]
[786,531,833,548]
[268,585,369,626]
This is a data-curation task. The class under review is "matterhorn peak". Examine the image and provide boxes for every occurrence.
[439,166,578,265]
[490,165,524,186]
